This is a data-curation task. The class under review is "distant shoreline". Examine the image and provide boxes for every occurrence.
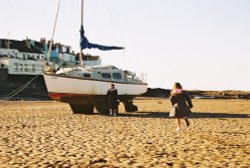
[143,88,250,99]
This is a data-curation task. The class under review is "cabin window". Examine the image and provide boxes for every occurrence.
[112,73,122,80]
[24,64,28,72]
[101,73,111,79]
[19,64,23,72]
[83,73,91,78]
[14,63,18,72]
[32,64,36,72]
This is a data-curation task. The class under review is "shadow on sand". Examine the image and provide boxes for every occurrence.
[190,112,250,119]
[116,112,250,119]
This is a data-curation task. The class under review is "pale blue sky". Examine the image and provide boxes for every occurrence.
[1,0,250,90]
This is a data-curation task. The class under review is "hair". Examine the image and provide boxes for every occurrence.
[111,83,115,87]
[173,82,182,90]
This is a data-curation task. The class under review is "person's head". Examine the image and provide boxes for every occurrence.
[110,83,115,89]
[173,82,182,90]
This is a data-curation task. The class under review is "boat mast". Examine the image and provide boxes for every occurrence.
[7,32,10,58]
[79,0,84,67]
[47,0,61,61]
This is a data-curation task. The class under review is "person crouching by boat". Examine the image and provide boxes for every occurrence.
[170,82,193,132]
[107,84,118,116]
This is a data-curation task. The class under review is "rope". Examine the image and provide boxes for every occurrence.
[0,74,41,101]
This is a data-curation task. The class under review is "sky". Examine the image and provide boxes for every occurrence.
[1,0,250,91]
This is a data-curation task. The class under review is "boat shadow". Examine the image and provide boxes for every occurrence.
[117,111,250,119]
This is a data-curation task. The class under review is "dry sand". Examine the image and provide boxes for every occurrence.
[0,99,250,167]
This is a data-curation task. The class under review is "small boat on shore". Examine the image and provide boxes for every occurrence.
[43,0,148,114]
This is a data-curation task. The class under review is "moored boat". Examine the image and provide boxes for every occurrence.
[43,0,148,114]
[43,65,147,114]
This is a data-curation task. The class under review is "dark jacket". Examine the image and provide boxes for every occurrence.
[107,88,118,109]
[170,91,193,118]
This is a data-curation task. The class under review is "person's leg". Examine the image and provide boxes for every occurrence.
[185,118,190,126]
[113,109,117,116]
[109,108,112,116]
[176,118,181,131]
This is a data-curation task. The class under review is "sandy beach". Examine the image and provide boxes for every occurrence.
[0,99,250,167]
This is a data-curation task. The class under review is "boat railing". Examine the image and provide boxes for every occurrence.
[140,73,147,83]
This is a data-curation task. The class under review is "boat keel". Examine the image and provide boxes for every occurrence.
[69,103,94,114]
[121,99,138,112]
[93,98,109,115]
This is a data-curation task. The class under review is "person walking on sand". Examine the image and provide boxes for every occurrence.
[170,82,193,132]
[107,84,118,116]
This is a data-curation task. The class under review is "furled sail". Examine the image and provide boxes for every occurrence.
[80,26,124,51]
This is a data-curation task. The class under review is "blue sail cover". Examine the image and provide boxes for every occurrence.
[80,26,124,51]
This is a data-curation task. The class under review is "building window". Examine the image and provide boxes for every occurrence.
[112,73,122,80]
[37,65,43,71]
[101,73,111,79]
[24,64,28,72]
[19,64,23,72]
[14,63,18,72]
[32,64,36,72]
[28,65,32,72]
[83,73,91,78]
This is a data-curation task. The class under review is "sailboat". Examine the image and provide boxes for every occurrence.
[43,0,148,115]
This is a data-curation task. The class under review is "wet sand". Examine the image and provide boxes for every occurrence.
[0,99,250,167]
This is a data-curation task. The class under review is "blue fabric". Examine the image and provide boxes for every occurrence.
[80,26,124,51]
[51,49,58,58]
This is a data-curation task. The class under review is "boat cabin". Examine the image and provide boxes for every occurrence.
[56,65,145,84]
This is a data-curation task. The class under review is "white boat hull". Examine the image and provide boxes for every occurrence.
[43,73,148,100]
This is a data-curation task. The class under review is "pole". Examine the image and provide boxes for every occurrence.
[79,0,84,67]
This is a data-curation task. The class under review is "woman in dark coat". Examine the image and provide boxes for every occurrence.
[107,84,118,116]
[170,82,193,132]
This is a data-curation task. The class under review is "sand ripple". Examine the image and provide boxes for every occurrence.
[0,99,250,167]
